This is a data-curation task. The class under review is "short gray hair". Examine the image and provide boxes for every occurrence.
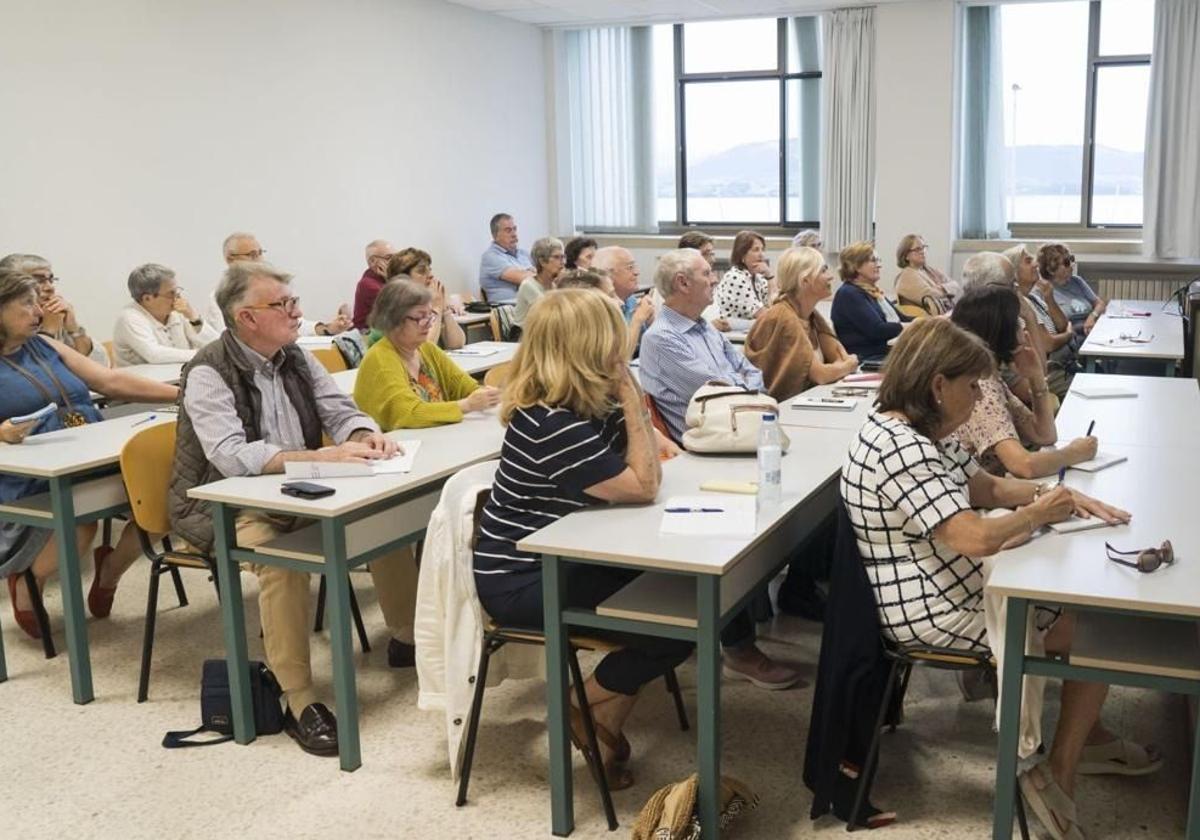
[0,254,50,274]
[369,278,432,333]
[489,213,512,237]
[1001,243,1033,269]
[128,263,175,301]
[531,236,564,274]
[961,252,1015,291]
[222,231,257,259]
[655,249,700,298]
[791,229,821,248]
[216,261,293,329]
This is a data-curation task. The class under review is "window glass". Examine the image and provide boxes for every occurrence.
[1099,0,1154,56]
[683,18,777,74]
[1091,64,1150,225]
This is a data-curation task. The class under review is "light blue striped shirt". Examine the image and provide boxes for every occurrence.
[639,304,764,441]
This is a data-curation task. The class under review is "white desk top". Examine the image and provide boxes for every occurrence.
[1078,299,1184,362]
[988,442,1200,618]
[778,383,875,432]
[454,312,492,327]
[1056,373,1200,448]
[519,427,853,576]
[0,412,171,478]
[331,342,519,394]
[119,363,184,385]
[294,335,336,349]
[186,410,505,518]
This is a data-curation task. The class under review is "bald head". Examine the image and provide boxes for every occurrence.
[594,246,640,301]
[223,232,263,265]
[365,239,395,276]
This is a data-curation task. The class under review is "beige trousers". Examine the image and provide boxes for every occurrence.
[221,512,418,713]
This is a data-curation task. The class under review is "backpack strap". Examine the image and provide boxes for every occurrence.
[162,726,235,749]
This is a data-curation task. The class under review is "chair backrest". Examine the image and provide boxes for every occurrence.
[311,346,348,373]
[488,308,501,342]
[103,340,116,367]
[483,361,512,389]
[119,421,178,535]
[644,393,676,444]
[896,303,929,320]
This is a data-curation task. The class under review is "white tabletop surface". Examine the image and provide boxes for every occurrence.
[1056,373,1200,448]
[778,383,875,432]
[987,442,1200,618]
[519,426,853,575]
[294,335,336,348]
[330,342,519,394]
[119,363,184,384]
[1078,298,1184,362]
[187,410,505,518]
[0,412,171,478]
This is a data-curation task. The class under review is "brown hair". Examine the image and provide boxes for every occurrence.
[0,269,40,344]
[1036,242,1072,279]
[387,247,432,280]
[895,234,923,268]
[838,241,876,282]
[677,231,714,251]
[729,230,766,272]
[876,318,995,440]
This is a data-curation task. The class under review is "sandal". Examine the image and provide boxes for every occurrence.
[6,574,42,639]
[88,546,118,618]
[570,701,631,762]
[568,706,634,791]
[1019,763,1085,840]
[1078,738,1162,776]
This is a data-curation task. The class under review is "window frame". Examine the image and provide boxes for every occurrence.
[665,17,823,234]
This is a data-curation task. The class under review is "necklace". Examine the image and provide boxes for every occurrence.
[0,340,88,427]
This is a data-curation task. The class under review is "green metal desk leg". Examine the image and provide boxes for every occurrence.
[321,518,361,772]
[49,475,92,704]
[213,502,255,744]
[542,555,574,836]
[1166,360,1177,377]
[1086,358,1098,374]
[992,596,1029,840]
[1188,683,1200,839]
[696,574,722,839]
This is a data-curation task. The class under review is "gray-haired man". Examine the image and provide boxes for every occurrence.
[112,263,219,366]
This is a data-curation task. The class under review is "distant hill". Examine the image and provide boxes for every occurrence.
[656,141,1143,196]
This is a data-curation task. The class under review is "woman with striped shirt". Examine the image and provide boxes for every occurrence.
[473,289,692,790]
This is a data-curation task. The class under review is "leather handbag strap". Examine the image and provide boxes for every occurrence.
[161,726,235,749]
[728,403,778,432]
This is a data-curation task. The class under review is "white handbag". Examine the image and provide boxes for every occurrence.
[681,383,790,454]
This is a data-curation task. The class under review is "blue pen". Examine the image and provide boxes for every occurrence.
[1057,466,1067,486]
[665,507,724,513]
[1086,420,1095,436]
[131,414,157,427]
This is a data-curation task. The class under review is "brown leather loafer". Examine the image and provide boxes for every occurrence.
[87,546,118,619]
[284,702,339,757]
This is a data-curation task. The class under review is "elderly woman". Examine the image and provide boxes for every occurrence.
[354,280,499,429]
[745,247,858,400]
[374,247,465,350]
[564,236,598,270]
[1004,244,1076,400]
[0,268,178,638]
[1039,243,1106,336]
[949,285,1096,478]
[112,263,219,366]
[791,229,822,249]
[717,230,775,327]
[894,234,955,315]
[0,254,106,363]
[512,236,564,335]
[474,289,692,789]
[830,241,912,361]
[844,317,1152,837]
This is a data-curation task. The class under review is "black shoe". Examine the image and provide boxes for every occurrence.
[284,702,339,757]
[388,637,415,668]
[777,584,827,622]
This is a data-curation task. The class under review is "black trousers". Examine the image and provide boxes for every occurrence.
[478,566,754,696]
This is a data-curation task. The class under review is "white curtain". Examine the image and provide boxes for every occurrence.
[563,27,655,231]
[1143,0,1200,259]
[820,7,875,252]
[960,5,1009,240]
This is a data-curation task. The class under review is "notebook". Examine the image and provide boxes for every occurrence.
[283,440,421,479]
[1069,452,1128,472]
[791,396,858,411]
[1071,386,1138,399]
[1047,515,1122,534]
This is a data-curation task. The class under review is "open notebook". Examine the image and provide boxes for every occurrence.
[283,440,421,479]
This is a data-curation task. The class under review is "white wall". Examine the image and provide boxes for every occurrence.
[0,0,548,336]
[873,0,958,293]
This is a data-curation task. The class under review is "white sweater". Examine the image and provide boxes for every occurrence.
[111,302,219,366]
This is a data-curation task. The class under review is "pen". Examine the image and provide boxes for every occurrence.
[1057,466,1067,486]
[1086,420,1095,436]
[131,414,157,427]
[665,507,725,513]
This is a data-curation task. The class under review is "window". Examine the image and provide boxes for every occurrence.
[992,0,1153,229]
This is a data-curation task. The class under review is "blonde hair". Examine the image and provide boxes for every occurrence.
[895,233,923,268]
[838,241,876,282]
[501,289,627,424]
[775,246,824,298]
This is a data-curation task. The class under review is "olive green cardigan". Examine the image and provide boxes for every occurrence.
[353,338,478,429]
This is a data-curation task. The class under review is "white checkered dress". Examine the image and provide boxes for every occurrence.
[841,412,988,651]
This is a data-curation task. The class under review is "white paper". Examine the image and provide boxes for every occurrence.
[1069,452,1128,473]
[791,396,858,411]
[1071,386,1138,399]
[283,440,421,479]
[1046,516,1121,534]
[659,494,756,537]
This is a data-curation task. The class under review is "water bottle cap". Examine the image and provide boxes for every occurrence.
[762,412,777,421]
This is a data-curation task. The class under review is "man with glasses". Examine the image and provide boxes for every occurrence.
[202,232,353,337]
[594,245,654,357]
[352,239,395,330]
[112,263,219,366]
[170,261,419,758]
[0,253,106,363]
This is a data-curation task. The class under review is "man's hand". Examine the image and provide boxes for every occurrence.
[319,310,353,335]
[631,294,655,327]
[347,429,401,458]
[174,293,199,321]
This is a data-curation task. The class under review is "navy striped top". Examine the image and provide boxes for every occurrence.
[473,404,628,594]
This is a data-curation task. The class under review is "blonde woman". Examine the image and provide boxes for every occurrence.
[745,247,859,400]
[831,241,912,361]
[512,236,565,334]
[473,289,692,790]
[894,234,955,315]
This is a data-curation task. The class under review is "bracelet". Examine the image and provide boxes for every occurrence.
[188,318,203,328]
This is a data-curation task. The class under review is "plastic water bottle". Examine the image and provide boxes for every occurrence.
[757,412,782,507]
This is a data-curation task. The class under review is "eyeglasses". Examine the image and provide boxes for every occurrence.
[908,245,929,253]
[404,312,438,326]
[159,287,186,301]
[32,274,57,286]
[230,249,267,260]
[242,295,301,314]
[832,386,871,397]
[869,256,882,264]
[1106,540,1174,573]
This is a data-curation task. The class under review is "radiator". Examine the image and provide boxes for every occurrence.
[1091,276,1191,301]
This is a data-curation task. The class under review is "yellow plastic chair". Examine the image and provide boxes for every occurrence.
[311,346,348,374]
[103,340,116,367]
[897,304,929,320]
[482,362,512,389]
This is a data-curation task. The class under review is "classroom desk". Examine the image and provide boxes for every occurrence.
[187,411,505,771]
[330,342,519,393]
[454,311,493,343]
[1056,373,1200,448]
[778,382,876,432]
[0,412,171,701]
[1077,298,1184,376]
[987,442,1200,838]
[519,427,853,838]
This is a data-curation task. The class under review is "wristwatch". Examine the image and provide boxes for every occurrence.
[188,318,204,328]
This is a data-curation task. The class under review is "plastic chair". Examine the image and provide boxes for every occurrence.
[482,362,512,389]
[102,340,116,367]
[896,304,928,321]
[310,346,348,374]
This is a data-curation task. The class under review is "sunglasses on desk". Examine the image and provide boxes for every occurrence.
[831,386,872,397]
[1105,540,1174,573]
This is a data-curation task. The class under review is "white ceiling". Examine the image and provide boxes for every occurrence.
[446,0,913,28]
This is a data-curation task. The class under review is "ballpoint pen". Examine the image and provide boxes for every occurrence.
[1086,420,1095,436]
[131,414,158,427]
[1057,466,1067,486]
[665,507,725,513]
